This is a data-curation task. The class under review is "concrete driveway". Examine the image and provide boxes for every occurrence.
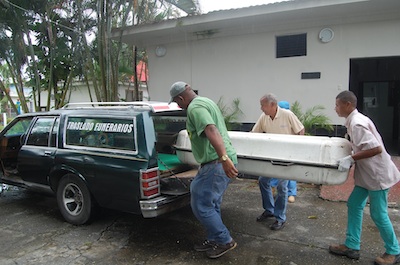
[0,179,399,265]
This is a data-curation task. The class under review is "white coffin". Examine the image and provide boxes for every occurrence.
[174,130,352,185]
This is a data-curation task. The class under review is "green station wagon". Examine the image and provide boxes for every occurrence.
[0,102,195,225]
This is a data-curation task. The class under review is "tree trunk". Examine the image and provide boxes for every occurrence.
[76,0,100,102]
[58,70,74,108]
[24,24,41,111]
[4,57,25,114]
[45,11,55,111]
[0,79,17,114]
[97,0,107,101]
[113,0,134,102]
[134,46,139,101]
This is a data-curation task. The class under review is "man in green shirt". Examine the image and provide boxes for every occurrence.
[169,81,238,259]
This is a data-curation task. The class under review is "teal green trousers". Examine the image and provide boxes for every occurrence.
[345,185,400,255]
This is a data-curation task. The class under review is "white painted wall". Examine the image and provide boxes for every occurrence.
[146,18,400,125]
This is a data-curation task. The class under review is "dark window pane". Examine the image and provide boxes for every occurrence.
[4,118,32,136]
[276,34,307,58]
[27,117,54,146]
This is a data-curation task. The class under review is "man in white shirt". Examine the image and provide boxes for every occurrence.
[329,90,400,265]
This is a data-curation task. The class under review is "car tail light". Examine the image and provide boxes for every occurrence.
[140,168,160,198]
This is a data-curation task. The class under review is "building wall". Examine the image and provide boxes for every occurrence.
[146,18,400,125]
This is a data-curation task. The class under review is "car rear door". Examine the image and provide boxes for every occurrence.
[18,116,59,186]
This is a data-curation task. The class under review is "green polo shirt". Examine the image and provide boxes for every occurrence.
[186,96,237,164]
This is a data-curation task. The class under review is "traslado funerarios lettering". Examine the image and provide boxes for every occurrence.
[67,121,133,133]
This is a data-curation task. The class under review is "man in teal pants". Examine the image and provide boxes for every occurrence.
[329,91,400,265]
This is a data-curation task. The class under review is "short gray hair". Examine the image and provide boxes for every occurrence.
[260,93,278,105]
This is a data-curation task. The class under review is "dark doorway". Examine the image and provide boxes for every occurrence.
[349,57,400,155]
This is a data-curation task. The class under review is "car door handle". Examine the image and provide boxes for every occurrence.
[83,157,95,163]
[44,151,53,156]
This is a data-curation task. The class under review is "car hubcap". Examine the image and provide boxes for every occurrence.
[62,183,83,216]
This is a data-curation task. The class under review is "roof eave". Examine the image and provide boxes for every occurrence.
[111,0,400,47]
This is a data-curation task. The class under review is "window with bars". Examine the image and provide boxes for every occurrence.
[276,33,307,58]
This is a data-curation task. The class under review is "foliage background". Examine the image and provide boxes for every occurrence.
[0,0,196,114]
[291,100,333,135]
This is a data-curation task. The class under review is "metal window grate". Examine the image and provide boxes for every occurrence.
[276,33,307,58]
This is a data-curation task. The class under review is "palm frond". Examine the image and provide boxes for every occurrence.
[291,101,333,135]
[217,97,243,130]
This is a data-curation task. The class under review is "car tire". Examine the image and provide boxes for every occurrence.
[57,174,93,225]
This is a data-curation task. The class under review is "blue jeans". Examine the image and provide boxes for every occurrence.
[345,186,400,254]
[270,178,297,196]
[190,163,233,244]
[258,177,288,222]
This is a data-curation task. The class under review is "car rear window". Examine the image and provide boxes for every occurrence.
[26,117,56,147]
[65,116,137,153]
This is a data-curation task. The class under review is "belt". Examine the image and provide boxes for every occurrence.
[200,159,220,167]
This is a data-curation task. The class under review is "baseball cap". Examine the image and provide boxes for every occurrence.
[278,101,290,110]
[169,81,187,104]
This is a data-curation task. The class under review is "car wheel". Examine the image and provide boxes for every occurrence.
[57,174,92,225]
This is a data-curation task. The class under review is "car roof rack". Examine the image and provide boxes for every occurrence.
[61,102,182,113]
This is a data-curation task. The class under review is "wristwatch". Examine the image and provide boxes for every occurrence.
[220,154,229,162]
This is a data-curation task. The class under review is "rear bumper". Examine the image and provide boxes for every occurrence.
[140,193,190,218]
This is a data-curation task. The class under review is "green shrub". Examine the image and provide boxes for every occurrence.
[217,97,243,130]
[291,101,333,135]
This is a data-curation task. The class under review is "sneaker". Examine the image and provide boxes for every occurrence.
[288,195,295,203]
[256,211,274,222]
[206,239,237,259]
[194,239,216,252]
[270,220,285,230]
[329,244,360,260]
[374,253,400,265]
